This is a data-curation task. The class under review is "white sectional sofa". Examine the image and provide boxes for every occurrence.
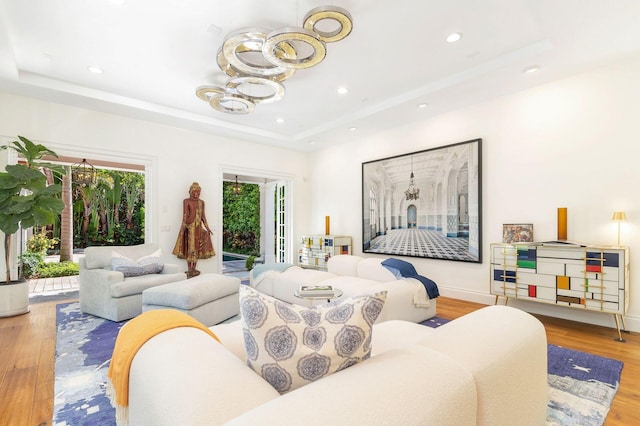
[127,305,549,425]
[250,255,437,323]
[79,243,186,321]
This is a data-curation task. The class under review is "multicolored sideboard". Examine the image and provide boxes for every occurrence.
[298,235,352,270]
[490,242,629,341]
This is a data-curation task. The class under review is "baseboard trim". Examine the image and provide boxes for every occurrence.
[439,287,640,333]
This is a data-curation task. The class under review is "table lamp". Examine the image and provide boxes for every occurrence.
[612,211,627,246]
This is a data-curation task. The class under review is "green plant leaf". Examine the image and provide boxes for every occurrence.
[34,184,62,196]
[16,135,59,161]
[0,215,20,234]
[32,207,57,225]
[7,195,35,213]
[0,172,20,190]
[6,163,48,182]
[35,197,65,211]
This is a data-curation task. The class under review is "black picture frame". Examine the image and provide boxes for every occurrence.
[362,138,482,263]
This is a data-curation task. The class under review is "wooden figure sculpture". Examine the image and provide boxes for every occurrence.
[173,182,215,278]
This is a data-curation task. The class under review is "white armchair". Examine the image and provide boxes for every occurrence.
[79,243,186,321]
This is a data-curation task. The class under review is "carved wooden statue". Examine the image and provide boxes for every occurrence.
[172,182,215,278]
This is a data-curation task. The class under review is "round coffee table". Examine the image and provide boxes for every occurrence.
[294,288,343,303]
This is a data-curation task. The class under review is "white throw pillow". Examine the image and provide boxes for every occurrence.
[239,285,386,394]
[111,249,164,277]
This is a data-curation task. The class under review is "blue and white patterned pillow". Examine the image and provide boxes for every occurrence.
[239,285,386,394]
[111,249,164,277]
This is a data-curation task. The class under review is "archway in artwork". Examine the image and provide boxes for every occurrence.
[407,204,417,228]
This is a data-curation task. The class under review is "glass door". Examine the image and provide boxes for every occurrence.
[262,179,291,264]
[274,181,289,263]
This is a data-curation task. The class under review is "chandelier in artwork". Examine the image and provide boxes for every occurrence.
[405,156,419,201]
[195,5,353,114]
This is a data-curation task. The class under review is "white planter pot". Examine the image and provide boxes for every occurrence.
[0,280,30,317]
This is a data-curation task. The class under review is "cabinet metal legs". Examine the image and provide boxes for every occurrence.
[494,295,509,306]
[613,314,629,343]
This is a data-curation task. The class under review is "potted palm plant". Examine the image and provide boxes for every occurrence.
[0,136,65,317]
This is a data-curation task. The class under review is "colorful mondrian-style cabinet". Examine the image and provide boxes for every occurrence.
[298,235,352,270]
[490,242,630,341]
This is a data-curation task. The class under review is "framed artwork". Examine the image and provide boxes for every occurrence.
[503,224,534,243]
[362,138,482,263]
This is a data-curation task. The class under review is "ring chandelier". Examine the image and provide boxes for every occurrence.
[195,5,353,114]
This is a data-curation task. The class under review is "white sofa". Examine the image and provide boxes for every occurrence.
[79,243,186,321]
[127,305,548,425]
[250,255,437,323]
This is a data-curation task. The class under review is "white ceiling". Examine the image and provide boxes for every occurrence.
[1,0,640,152]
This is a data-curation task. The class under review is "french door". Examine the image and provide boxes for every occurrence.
[263,179,291,264]
[274,181,289,263]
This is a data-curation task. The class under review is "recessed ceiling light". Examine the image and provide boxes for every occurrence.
[337,86,348,95]
[417,103,428,109]
[87,66,104,74]
[308,140,316,145]
[523,65,540,74]
[276,117,285,124]
[349,127,357,132]
[446,32,462,43]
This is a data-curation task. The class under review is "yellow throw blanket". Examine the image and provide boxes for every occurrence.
[106,310,221,424]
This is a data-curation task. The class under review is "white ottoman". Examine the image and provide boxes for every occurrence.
[142,273,240,326]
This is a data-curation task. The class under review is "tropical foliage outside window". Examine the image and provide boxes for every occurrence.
[45,169,145,250]
[72,169,145,247]
[222,181,260,256]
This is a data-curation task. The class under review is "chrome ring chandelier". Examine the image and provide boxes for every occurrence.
[196,5,352,115]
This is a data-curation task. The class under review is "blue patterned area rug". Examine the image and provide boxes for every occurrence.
[547,344,623,425]
[53,303,623,426]
[419,316,450,328]
[53,302,126,426]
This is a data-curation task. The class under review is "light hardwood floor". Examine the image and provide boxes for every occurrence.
[0,296,638,425]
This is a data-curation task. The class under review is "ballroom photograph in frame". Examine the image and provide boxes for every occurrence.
[362,138,482,262]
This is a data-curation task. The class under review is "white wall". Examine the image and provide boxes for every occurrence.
[0,92,311,276]
[310,54,640,333]
[2,54,639,333]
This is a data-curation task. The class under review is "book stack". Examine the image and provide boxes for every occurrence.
[297,285,335,297]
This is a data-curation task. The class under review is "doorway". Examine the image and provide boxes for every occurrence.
[458,193,469,236]
[220,170,293,277]
[407,204,417,228]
